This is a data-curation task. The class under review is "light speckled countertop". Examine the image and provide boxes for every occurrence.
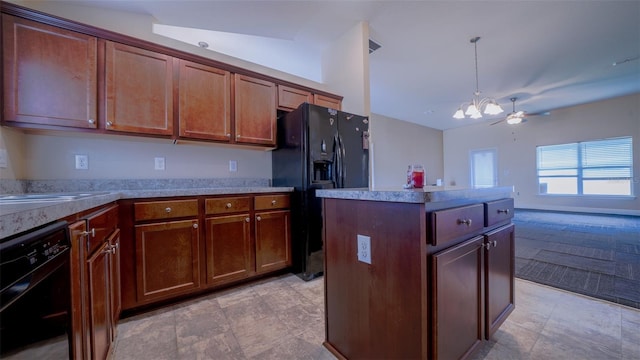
[316,186,514,210]
[0,187,293,239]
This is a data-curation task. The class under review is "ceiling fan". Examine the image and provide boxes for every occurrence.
[490,97,548,126]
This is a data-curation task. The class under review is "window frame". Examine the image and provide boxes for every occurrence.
[536,136,633,197]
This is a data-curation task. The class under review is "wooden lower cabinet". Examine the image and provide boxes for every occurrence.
[87,242,111,360]
[484,224,515,339]
[322,197,515,360]
[120,193,292,311]
[135,219,201,303]
[255,210,291,274]
[205,214,253,285]
[68,204,120,360]
[108,230,121,341]
[432,236,484,360]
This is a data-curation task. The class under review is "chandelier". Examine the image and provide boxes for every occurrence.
[453,37,504,119]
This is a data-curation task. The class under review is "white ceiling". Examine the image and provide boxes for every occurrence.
[60,0,639,130]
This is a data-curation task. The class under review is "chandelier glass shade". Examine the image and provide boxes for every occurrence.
[453,37,504,119]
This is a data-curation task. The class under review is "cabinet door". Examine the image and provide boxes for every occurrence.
[234,74,276,146]
[135,219,200,302]
[108,229,121,341]
[255,210,291,274]
[277,85,312,110]
[205,214,253,285]
[178,59,231,141]
[484,224,515,339]
[87,242,111,360]
[68,221,88,360]
[105,41,173,135]
[313,94,341,110]
[2,14,97,128]
[431,236,484,360]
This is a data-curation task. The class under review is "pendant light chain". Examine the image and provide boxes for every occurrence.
[452,36,504,119]
[473,37,480,96]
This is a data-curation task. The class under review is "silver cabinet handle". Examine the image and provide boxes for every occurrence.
[192,223,198,229]
[271,200,277,205]
[245,217,250,222]
[256,215,262,221]
[226,203,232,208]
[226,133,231,138]
[106,121,113,127]
[88,119,95,125]
[457,219,472,226]
[497,209,510,214]
[80,228,96,237]
[165,207,172,213]
[484,240,498,251]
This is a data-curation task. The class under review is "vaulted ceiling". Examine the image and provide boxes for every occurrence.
[54,0,640,130]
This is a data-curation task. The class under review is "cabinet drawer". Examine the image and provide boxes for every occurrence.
[205,196,251,215]
[255,194,290,210]
[86,204,119,255]
[430,204,484,246]
[134,199,198,221]
[484,198,514,227]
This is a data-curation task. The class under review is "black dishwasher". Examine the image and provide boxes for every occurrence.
[0,220,72,359]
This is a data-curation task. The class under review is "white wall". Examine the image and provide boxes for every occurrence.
[19,132,272,180]
[370,113,443,189]
[322,21,370,116]
[443,93,640,215]
[0,127,26,179]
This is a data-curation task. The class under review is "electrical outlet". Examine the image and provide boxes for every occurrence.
[229,160,237,172]
[154,157,165,170]
[75,155,88,170]
[357,234,371,264]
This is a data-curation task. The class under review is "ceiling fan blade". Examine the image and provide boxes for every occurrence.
[489,118,505,126]
[526,110,551,117]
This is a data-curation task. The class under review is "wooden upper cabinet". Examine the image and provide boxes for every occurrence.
[314,94,342,110]
[2,14,97,128]
[105,41,173,135]
[178,59,231,141]
[233,74,276,146]
[277,85,312,110]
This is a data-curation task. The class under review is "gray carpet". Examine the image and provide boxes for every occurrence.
[513,209,640,309]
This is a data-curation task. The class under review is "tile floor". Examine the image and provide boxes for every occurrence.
[114,274,640,360]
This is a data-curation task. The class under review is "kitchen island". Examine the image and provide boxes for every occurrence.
[317,186,515,360]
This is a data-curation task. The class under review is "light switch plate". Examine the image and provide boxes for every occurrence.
[229,160,237,172]
[154,157,165,170]
[357,234,371,264]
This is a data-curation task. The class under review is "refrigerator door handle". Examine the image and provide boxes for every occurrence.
[333,134,341,187]
[338,135,345,188]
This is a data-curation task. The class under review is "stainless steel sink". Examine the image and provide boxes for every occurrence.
[0,192,110,204]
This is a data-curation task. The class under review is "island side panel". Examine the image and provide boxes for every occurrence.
[322,198,428,359]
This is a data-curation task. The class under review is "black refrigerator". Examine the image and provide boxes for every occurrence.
[272,103,370,280]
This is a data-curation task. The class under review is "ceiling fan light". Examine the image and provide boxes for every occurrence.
[470,111,483,119]
[484,102,504,115]
[507,116,523,125]
[453,109,465,119]
[465,103,479,116]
